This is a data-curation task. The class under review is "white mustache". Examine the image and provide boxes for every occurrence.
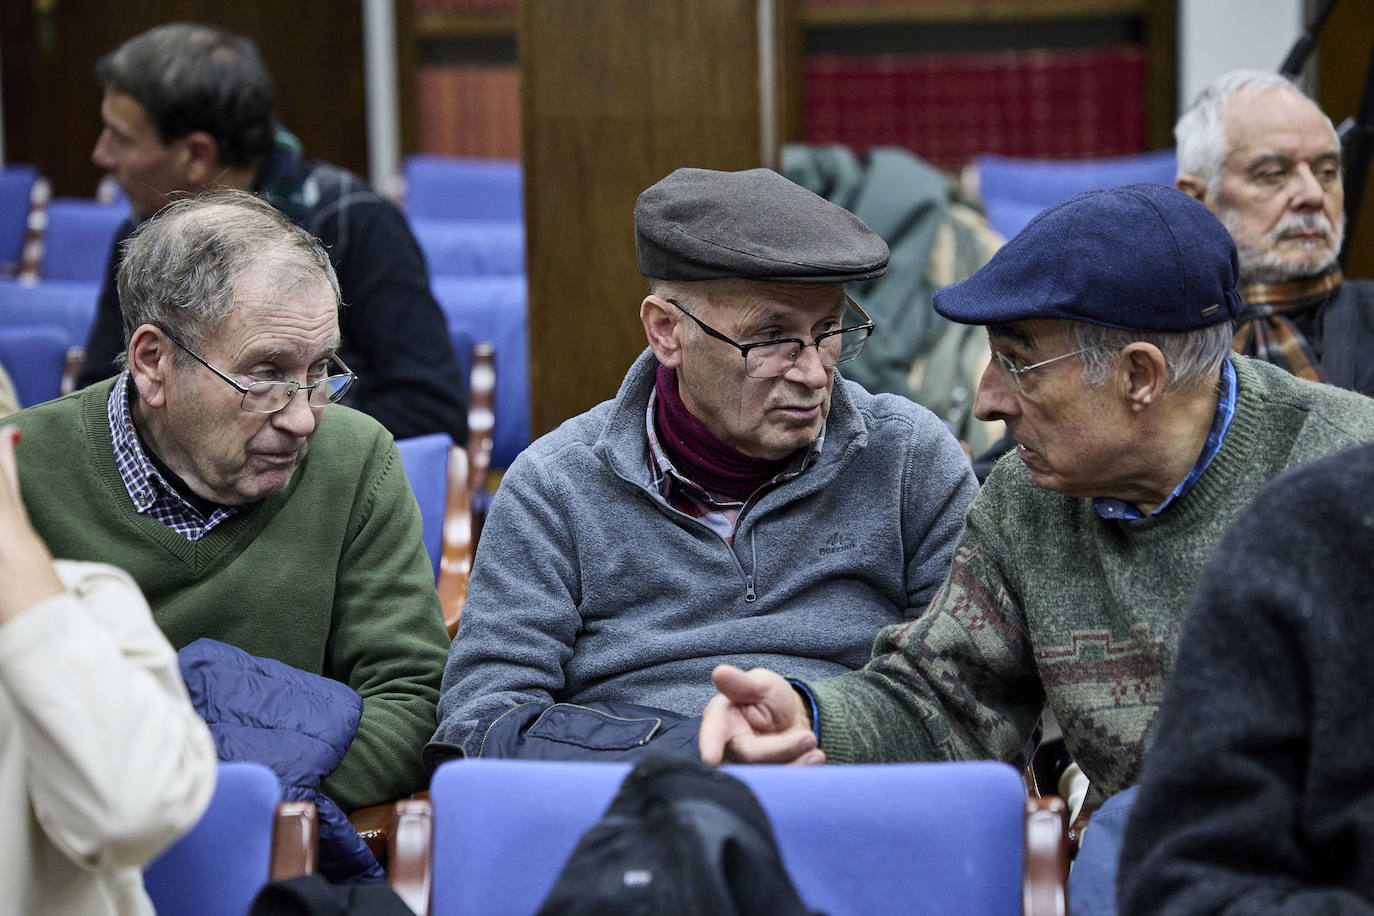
[1272,212,1334,241]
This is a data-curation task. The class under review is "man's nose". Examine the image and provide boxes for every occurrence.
[1289,163,1327,210]
[271,389,322,437]
[784,343,831,388]
[972,359,1019,423]
[91,130,115,170]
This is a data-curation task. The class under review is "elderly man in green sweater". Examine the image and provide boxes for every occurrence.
[700,183,1374,798]
[9,191,449,813]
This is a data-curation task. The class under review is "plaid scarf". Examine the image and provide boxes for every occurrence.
[1233,267,1344,383]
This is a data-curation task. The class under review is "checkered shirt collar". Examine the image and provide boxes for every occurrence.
[107,371,239,541]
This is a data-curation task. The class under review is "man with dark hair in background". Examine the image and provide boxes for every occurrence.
[80,22,468,443]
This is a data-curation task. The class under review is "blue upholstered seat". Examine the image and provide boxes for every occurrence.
[142,762,283,916]
[404,155,523,222]
[428,758,1032,916]
[976,149,1178,240]
[0,324,68,408]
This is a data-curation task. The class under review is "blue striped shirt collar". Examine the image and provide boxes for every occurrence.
[1093,359,1238,521]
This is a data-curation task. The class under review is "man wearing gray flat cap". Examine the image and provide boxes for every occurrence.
[701,183,1374,797]
[428,167,978,762]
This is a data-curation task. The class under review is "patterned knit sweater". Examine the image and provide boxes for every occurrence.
[11,379,450,811]
[808,356,1374,795]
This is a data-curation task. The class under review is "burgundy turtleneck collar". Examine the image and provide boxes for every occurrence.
[652,365,793,502]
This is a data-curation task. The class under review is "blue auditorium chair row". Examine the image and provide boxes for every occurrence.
[144,758,1071,915]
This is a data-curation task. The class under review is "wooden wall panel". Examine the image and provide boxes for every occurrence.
[1,0,367,196]
[520,0,786,437]
[1315,0,1374,280]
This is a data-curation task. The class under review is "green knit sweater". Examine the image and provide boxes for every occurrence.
[809,357,1374,795]
[12,378,449,811]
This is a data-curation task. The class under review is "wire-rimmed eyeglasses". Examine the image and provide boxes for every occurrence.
[665,296,874,380]
[992,347,1087,390]
[163,330,356,414]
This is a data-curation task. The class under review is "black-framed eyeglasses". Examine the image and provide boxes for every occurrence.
[665,295,874,380]
[163,330,356,414]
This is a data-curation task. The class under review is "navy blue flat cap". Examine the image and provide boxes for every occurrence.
[934,183,1242,332]
[635,167,889,284]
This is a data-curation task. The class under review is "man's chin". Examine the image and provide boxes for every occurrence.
[1241,248,1340,285]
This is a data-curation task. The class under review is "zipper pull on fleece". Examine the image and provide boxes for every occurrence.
[744,575,756,602]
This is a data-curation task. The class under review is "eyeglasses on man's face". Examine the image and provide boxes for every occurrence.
[991,347,1087,391]
[665,296,874,380]
[163,330,356,414]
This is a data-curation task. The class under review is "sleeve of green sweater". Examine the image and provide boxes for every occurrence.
[318,442,449,811]
[806,490,1045,766]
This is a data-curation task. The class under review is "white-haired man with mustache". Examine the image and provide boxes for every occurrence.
[1176,69,1373,395]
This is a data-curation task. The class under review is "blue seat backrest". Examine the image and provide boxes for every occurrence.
[429,759,1027,916]
[0,279,102,349]
[411,217,526,277]
[404,155,523,222]
[976,148,1178,240]
[42,197,131,282]
[396,433,456,579]
[0,165,38,275]
[0,324,68,408]
[431,276,528,467]
[143,761,281,916]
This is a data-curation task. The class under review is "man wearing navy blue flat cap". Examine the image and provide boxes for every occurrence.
[701,183,1374,795]
[431,167,977,763]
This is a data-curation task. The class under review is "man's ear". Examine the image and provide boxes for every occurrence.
[641,295,684,368]
[127,324,174,408]
[179,131,222,191]
[1118,342,1168,412]
[1175,174,1208,203]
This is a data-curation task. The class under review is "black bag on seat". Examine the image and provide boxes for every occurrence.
[536,753,820,916]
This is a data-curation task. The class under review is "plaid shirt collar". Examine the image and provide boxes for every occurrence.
[107,371,239,542]
[644,386,823,509]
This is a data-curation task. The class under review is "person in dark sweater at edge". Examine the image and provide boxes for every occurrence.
[1177,69,1373,396]
[698,184,1374,802]
[428,167,978,762]
[80,22,467,443]
[1119,443,1374,915]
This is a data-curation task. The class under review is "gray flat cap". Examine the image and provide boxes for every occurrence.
[634,167,889,283]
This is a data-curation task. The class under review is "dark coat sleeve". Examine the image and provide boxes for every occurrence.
[77,219,137,389]
[317,196,468,443]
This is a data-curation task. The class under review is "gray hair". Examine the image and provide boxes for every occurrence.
[1072,321,1234,391]
[649,277,758,345]
[117,189,341,365]
[1175,70,1335,193]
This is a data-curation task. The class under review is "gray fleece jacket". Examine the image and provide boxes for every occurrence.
[433,350,978,756]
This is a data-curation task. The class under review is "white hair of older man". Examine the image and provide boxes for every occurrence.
[1174,69,1338,195]
[1072,322,1235,392]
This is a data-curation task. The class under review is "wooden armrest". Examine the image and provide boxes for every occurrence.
[388,798,434,916]
[1023,795,1070,916]
[467,342,496,547]
[349,800,395,866]
[270,800,319,881]
[437,444,473,639]
[61,346,85,396]
[348,791,433,872]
